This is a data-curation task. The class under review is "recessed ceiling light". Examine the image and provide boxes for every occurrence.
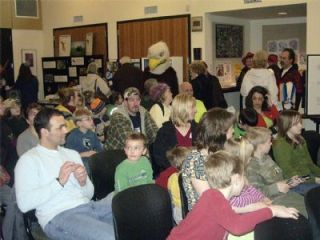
[278,11,288,16]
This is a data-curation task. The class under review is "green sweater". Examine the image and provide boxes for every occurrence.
[273,137,320,181]
[114,156,154,192]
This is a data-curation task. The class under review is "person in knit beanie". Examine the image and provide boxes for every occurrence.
[90,98,108,142]
[149,83,172,128]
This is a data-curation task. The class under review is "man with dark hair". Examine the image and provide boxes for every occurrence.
[279,48,303,110]
[15,108,114,240]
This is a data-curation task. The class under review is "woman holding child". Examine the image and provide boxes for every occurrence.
[168,150,299,240]
[273,110,320,195]
[182,107,235,210]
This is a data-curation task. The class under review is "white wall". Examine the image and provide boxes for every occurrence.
[250,17,306,52]
[12,29,44,99]
[205,14,251,76]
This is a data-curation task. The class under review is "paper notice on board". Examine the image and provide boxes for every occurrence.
[68,67,77,77]
[54,75,68,83]
[71,57,84,66]
[43,61,56,69]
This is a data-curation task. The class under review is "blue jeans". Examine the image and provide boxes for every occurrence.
[290,183,320,195]
[44,197,114,240]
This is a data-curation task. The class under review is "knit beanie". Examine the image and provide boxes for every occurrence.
[149,83,169,102]
[90,98,105,114]
[268,54,278,65]
[242,52,254,65]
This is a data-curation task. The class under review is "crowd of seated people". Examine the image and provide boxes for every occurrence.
[0,48,318,240]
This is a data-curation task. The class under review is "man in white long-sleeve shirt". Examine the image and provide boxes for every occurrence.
[15,108,114,240]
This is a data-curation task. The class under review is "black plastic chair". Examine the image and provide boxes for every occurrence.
[88,149,126,199]
[254,214,312,240]
[305,186,320,240]
[178,174,189,219]
[112,184,174,240]
[23,210,49,240]
[302,130,320,165]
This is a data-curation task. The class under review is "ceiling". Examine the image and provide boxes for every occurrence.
[211,3,306,20]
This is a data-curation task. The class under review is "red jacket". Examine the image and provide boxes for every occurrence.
[256,105,279,128]
[279,64,303,94]
[167,189,272,240]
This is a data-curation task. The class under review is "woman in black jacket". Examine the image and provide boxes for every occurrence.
[14,63,38,110]
[152,93,197,176]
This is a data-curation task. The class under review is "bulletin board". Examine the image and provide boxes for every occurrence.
[42,55,104,96]
[53,23,108,59]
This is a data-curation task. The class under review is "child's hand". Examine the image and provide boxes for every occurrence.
[286,175,304,187]
[262,197,272,205]
[269,205,299,220]
[276,181,290,193]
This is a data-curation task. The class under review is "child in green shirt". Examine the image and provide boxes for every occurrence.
[114,133,154,192]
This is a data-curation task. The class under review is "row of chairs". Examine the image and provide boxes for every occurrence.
[22,145,320,240]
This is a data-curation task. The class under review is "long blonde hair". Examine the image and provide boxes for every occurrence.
[224,137,254,169]
[171,93,196,127]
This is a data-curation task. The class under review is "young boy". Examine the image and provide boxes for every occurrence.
[167,146,190,224]
[65,108,103,174]
[114,133,154,193]
[167,150,299,240]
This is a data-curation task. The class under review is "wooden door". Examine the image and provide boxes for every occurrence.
[117,15,190,81]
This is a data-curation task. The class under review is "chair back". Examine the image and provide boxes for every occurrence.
[305,186,320,240]
[302,130,320,165]
[89,149,126,199]
[254,214,312,240]
[112,184,173,240]
[178,174,189,219]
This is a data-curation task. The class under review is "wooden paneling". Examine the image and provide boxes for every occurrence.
[53,23,108,59]
[117,15,190,81]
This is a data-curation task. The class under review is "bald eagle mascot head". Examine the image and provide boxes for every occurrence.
[147,41,171,75]
[145,41,179,96]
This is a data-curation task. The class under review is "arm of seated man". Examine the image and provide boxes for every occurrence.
[15,160,76,213]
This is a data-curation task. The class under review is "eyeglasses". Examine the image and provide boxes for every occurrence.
[81,117,93,121]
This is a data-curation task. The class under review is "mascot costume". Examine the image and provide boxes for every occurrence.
[143,41,179,96]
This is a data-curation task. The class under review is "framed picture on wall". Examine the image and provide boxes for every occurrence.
[191,17,203,32]
[15,0,39,18]
[21,49,37,75]
[216,24,243,58]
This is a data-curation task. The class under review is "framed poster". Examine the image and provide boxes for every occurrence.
[216,24,243,58]
[191,17,203,32]
[15,0,39,18]
[306,55,320,116]
[21,49,37,75]
[59,35,71,57]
